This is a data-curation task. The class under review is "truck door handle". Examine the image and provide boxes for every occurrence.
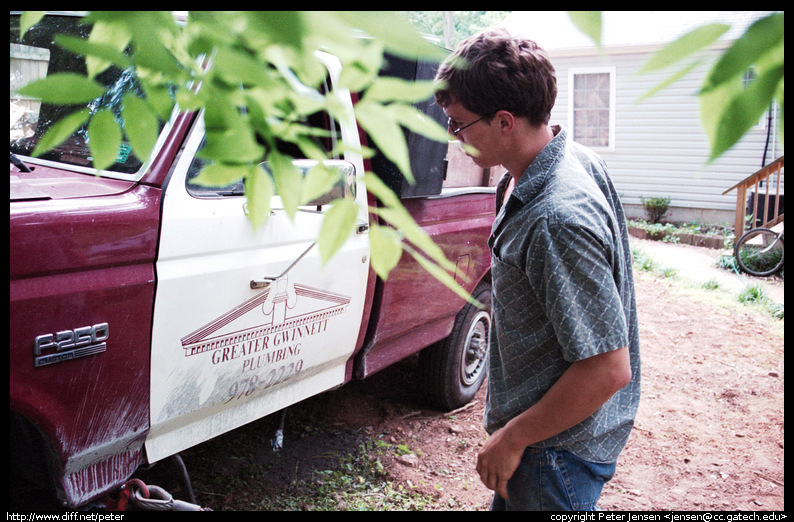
[250,278,276,290]
[356,223,369,234]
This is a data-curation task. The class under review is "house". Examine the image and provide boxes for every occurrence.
[500,11,783,226]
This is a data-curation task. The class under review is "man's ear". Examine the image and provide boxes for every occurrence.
[495,110,516,133]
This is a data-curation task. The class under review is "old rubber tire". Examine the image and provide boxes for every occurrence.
[420,281,491,411]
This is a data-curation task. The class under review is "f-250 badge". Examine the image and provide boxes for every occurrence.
[33,323,109,367]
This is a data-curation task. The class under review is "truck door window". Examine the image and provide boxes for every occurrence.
[186,76,343,201]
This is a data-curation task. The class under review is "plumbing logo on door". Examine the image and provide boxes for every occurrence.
[180,276,350,375]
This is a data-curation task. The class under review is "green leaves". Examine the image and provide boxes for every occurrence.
[16,10,463,288]
[122,94,160,165]
[633,23,730,104]
[330,11,445,61]
[567,12,602,49]
[635,12,784,163]
[638,24,730,75]
[267,151,302,219]
[699,60,783,164]
[88,110,122,171]
[570,11,784,164]
[364,173,474,303]
[16,12,178,169]
[18,73,107,104]
[32,110,90,158]
[356,79,449,185]
[363,78,438,104]
[698,13,784,162]
[702,14,783,92]
[318,198,359,264]
[368,224,403,280]
[55,30,132,80]
[19,11,45,38]
[355,100,414,183]
[244,165,275,230]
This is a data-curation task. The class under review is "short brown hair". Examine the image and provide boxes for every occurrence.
[434,28,557,127]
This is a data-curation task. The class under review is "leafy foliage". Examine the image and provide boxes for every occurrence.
[638,12,784,163]
[16,11,476,299]
[567,11,602,48]
[640,196,672,224]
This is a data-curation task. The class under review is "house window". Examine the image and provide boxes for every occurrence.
[569,68,615,150]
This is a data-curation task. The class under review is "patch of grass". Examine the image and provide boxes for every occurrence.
[716,253,739,272]
[631,245,657,273]
[768,302,785,320]
[631,245,676,279]
[632,245,784,320]
[259,439,435,511]
[737,284,767,304]
[737,284,785,319]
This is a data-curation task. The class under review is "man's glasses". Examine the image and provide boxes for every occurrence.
[447,114,492,136]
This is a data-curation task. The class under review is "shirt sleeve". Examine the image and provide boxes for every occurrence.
[525,221,628,362]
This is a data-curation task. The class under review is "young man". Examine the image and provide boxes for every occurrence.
[435,29,641,511]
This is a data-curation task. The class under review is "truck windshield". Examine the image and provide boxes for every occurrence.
[10,13,168,174]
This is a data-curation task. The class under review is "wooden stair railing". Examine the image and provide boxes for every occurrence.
[722,155,784,235]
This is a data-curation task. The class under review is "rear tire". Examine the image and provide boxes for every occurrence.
[420,281,491,411]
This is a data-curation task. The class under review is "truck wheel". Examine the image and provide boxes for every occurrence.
[420,281,491,411]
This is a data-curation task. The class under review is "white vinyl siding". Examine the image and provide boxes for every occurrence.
[550,46,783,215]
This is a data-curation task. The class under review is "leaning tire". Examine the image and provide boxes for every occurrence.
[420,281,491,411]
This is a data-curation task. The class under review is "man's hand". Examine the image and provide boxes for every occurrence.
[476,423,524,500]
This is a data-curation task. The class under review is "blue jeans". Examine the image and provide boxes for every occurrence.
[490,447,616,511]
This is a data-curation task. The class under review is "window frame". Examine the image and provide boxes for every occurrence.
[567,66,616,151]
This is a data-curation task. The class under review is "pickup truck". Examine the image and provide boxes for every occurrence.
[10,13,496,509]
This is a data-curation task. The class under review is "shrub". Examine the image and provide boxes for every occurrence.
[640,196,672,223]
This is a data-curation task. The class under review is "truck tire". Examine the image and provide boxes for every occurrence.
[420,281,491,411]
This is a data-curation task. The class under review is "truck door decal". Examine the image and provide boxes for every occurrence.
[174,277,353,408]
[180,278,350,376]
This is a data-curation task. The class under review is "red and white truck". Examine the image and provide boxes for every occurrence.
[10,13,496,509]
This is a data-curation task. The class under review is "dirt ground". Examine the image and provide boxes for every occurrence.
[154,268,783,511]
